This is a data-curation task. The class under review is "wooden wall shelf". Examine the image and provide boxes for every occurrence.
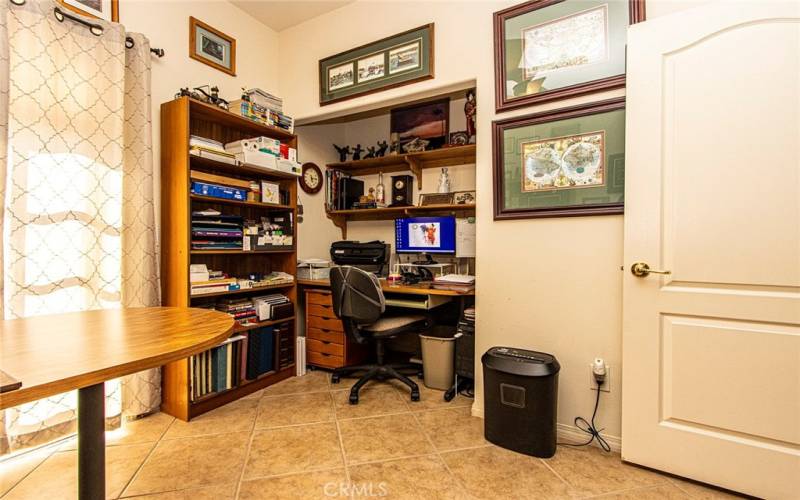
[326,204,475,239]
[326,144,475,189]
[160,97,299,421]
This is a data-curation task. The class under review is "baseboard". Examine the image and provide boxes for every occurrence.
[469,404,621,453]
[557,423,621,453]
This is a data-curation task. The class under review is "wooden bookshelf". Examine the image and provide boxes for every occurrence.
[326,144,475,189]
[326,204,476,239]
[160,96,299,421]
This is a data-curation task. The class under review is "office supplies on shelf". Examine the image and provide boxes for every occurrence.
[191,212,244,250]
[253,293,292,321]
[191,181,247,201]
[190,263,210,283]
[261,181,280,204]
[330,240,390,275]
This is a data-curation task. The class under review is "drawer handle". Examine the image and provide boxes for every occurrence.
[320,304,332,309]
[322,341,330,345]
[321,353,330,357]
[321,328,330,333]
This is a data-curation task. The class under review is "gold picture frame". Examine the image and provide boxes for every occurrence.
[59,0,119,22]
[190,17,237,76]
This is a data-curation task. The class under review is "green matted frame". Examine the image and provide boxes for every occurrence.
[492,97,626,220]
[319,24,435,106]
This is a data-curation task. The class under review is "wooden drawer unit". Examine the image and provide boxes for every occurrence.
[308,303,336,319]
[307,327,344,344]
[304,288,367,369]
[307,350,344,369]
[307,315,343,332]
[306,338,344,356]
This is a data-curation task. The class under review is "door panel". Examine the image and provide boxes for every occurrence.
[661,20,800,288]
[661,315,800,444]
[622,3,800,498]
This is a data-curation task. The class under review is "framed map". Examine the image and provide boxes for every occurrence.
[522,5,609,79]
[521,131,605,192]
[493,97,626,220]
[493,0,645,112]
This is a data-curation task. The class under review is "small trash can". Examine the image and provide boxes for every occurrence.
[419,326,456,390]
[482,347,560,458]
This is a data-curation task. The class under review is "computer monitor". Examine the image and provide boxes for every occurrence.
[395,216,456,262]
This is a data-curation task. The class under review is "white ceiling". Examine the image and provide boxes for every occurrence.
[232,1,355,32]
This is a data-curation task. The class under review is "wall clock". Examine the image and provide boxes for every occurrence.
[300,162,323,194]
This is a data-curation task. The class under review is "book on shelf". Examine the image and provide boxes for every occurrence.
[189,335,247,402]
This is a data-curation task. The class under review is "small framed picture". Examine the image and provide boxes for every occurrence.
[261,181,281,205]
[59,0,118,22]
[328,62,355,91]
[453,190,476,205]
[190,17,236,76]
[448,131,470,146]
[419,193,455,206]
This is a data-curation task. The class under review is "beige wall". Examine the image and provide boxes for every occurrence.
[280,0,709,441]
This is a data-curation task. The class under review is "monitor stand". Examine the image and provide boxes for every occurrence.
[412,253,438,265]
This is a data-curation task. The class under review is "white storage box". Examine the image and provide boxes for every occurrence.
[234,150,278,170]
[297,259,331,280]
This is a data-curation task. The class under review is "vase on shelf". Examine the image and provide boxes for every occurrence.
[376,172,386,206]
[437,168,451,194]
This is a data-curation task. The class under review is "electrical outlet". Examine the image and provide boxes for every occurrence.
[589,364,611,392]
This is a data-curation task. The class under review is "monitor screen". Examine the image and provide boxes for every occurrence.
[395,216,456,254]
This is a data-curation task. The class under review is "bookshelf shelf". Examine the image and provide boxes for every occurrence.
[190,194,293,211]
[190,248,295,255]
[161,96,299,421]
[326,144,475,189]
[189,154,299,180]
[190,283,295,300]
[326,204,475,239]
[232,316,296,333]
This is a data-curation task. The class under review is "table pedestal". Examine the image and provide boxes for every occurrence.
[78,383,105,500]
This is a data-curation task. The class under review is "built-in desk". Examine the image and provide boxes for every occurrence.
[297,278,475,297]
[297,278,474,369]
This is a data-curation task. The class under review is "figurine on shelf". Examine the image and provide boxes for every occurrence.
[437,168,452,193]
[402,137,429,153]
[465,89,476,143]
[363,146,377,159]
[389,133,401,155]
[333,144,351,162]
[376,140,389,157]
[352,144,364,161]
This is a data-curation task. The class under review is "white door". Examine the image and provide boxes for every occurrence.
[622,3,800,498]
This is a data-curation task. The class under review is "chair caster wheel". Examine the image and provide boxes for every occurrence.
[410,390,420,402]
[417,371,423,379]
[331,374,341,384]
[349,394,359,405]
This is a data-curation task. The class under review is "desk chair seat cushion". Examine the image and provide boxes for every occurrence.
[362,314,429,337]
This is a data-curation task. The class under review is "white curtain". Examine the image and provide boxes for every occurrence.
[0,0,160,454]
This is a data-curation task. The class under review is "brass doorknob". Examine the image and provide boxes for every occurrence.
[630,262,672,278]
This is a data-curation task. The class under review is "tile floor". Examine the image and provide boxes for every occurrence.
[0,371,746,499]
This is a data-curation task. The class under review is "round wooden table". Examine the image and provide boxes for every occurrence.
[0,307,234,500]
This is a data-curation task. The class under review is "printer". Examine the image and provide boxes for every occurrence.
[330,240,390,276]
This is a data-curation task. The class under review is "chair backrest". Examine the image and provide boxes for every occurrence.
[329,266,385,327]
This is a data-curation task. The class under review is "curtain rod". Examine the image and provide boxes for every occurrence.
[8,2,165,57]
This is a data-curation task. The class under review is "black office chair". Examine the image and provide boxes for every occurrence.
[329,266,430,404]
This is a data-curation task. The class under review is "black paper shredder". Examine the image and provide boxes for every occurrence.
[482,347,560,458]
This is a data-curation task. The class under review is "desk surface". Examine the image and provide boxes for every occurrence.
[0,307,234,409]
[298,278,475,297]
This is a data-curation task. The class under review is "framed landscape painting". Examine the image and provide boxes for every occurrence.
[492,97,626,219]
[190,17,236,76]
[319,24,434,106]
[493,0,645,112]
[59,0,118,22]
